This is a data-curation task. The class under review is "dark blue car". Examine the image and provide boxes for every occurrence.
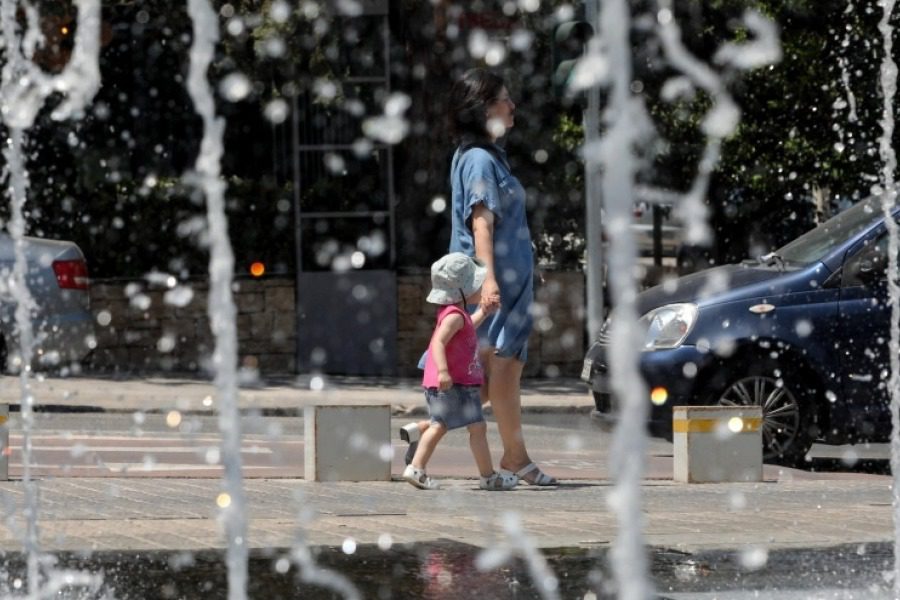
[582,195,897,466]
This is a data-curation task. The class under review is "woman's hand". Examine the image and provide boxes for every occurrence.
[480,276,501,311]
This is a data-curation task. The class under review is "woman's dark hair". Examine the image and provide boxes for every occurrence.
[447,68,506,142]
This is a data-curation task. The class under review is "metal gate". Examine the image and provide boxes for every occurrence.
[290,0,397,375]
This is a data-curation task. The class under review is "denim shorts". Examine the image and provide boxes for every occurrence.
[424,385,484,431]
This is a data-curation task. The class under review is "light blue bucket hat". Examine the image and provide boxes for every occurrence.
[426,253,488,305]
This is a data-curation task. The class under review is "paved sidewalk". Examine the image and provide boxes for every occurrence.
[0,373,891,564]
[0,476,891,554]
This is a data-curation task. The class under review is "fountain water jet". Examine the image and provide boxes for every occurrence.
[290,495,361,600]
[592,0,653,596]
[184,1,248,598]
[574,2,781,597]
[875,0,900,593]
[0,1,100,596]
[475,512,560,600]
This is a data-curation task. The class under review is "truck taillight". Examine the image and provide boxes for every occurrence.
[52,259,89,290]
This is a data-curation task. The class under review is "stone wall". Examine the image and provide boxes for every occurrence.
[90,277,296,374]
[89,272,586,376]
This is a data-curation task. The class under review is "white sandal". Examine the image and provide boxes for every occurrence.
[500,463,557,486]
[399,423,420,443]
[480,471,518,491]
[402,464,439,490]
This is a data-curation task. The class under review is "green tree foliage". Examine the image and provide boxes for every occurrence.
[6,0,899,277]
[536,0,895,266]
[710,0,887,261]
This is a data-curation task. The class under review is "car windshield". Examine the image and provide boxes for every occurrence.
[775,195,884,264]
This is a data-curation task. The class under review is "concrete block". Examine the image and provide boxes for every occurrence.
[304,404,391,482]
[673,405,762,483]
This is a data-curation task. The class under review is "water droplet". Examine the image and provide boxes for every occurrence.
[739,546,769,570]
[379,444,393,461]
[264,99,289,124]
[377,533,393,550]
[468,29,489,58]
[270,0,290,22]
[157,333,176,353]
[166,410,182,428]
[219,73,252,102]
[324,153,346,174]
[130,294,152,311]
[274,557,291,574]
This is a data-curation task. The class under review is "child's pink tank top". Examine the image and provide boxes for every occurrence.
[422,305,483,388]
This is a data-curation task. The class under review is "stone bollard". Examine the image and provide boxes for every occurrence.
[0,404,7,481]
[673,405,763,483]
[304,404,391,482]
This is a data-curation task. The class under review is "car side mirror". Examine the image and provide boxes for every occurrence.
[858,259,875,274]
[851,250,885,286]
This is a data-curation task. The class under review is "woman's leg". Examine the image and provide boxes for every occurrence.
[479,347,493,406]
[481,349,556,484]
[485,353,530,470]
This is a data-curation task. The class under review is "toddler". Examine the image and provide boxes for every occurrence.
[401,253,517,491]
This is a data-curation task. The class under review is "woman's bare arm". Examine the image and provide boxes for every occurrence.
[472,204,500,308]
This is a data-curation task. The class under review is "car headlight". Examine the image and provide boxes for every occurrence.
[638,303,698,350]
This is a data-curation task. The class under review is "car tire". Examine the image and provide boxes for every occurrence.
[709,361,814,468]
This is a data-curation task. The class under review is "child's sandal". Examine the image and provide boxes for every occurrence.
[403,464,439,490]
[399,423,420,466]
[479,471,518,491]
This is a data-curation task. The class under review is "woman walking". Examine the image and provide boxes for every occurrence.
[444,68,556,486]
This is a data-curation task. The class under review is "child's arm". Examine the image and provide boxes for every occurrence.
[430,313,464,391]
[470,302,499,328]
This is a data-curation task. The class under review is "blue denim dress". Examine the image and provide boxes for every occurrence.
[449,143,534,361]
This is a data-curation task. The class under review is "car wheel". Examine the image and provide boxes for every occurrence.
[714,371,812,466]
